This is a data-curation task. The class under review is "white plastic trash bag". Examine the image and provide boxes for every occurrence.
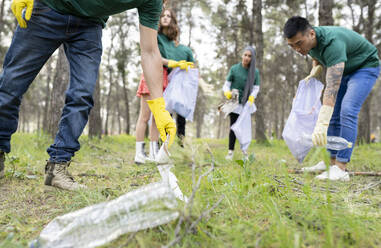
[164,67,199,121]
[231,102,255,151]
[282,78,324,163]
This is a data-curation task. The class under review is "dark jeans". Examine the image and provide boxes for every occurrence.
[176,114,186,138]
[0,1,103,161]
[229,113,239,150]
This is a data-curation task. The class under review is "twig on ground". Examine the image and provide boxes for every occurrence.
[123,232,137,247]
[77,173,108,179]
[354,181,381,193]
[288,169,381,177]
[164,143,222,248]
[164,195,224,248]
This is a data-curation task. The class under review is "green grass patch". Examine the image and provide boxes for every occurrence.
[1,133,380,247]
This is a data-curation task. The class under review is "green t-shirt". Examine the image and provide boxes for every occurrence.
[157,33,194,72]
[309,26,380,75]
[41,0,162,29]
[226,63,260,103]
[157,33,173,58]
[166,44,195,63]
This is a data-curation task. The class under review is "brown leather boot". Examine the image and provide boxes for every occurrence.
[44,161,87,190]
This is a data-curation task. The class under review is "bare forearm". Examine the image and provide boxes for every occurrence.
[323,62,344,106]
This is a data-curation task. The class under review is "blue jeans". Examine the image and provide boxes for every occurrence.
[0,1,103,162]
[327,66,380,162]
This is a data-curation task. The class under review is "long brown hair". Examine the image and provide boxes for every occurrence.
[158,8,179,44]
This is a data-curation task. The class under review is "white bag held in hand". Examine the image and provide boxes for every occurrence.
[231,102,255,151]
[282,78,324,163]
[164,67,199,121]
[30,183,179,248]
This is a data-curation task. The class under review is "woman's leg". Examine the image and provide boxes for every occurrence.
[145,95,159,159]
[229,113,240,151]
[135,96,151,163]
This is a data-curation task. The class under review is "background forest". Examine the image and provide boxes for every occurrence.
[0,0,380,143]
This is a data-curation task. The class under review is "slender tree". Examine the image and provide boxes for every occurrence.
[47,45,69,138]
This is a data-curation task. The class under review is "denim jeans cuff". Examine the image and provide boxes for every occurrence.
[0,146,10,154]
[336,157,350,163]
[328,150,337,157]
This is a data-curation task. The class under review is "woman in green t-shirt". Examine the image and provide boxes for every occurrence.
[222,47,261,160]
[134,8,193,164]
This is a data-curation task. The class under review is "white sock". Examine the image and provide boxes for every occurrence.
[149,141,159,157]
[136,141,145,154]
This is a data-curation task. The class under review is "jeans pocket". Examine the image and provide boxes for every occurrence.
[32,2,53,16]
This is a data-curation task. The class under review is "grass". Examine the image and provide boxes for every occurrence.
[0,133,381,247]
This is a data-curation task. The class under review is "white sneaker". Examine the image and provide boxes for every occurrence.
[134,152,148,165]
[301,161,327,172]
[315,165,350,181]
[225,151,233,160]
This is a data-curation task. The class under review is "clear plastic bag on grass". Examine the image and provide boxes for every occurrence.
[282,78,324,163]
[164,67,199,121]
[30,182,179,248]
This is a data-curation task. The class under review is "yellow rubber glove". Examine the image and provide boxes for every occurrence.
[248,95,255,105]
[168,60,194,72]
[178,60,194,71]
[11,0,34,28]
[312,105,334,146]
[224,91,232,100]
[147,97,176,147]
[304,65,323,83]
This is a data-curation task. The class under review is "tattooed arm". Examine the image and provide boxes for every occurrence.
[323,62,345,106]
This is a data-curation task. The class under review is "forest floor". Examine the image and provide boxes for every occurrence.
[1,133,381,247]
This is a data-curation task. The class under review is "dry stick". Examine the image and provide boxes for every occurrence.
[273,175,338,193]
[164,195,225,248]
[288,169,381,177]
[77,173,107,179]
[164,144,220,248]
[355,181,381,193]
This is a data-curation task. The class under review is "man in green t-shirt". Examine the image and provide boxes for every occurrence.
[283,16,380,181]
[0,0,177,190]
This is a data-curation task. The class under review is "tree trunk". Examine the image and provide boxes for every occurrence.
[121,69,130,134]
[104,73,113,136]
[252,0,268,143]
[42,57,53,132]
[357,0,376,144]
[88,77,102,139]
[0,0,5,32]
[115,89,122,134]
[48,45,69,138]
[319,0,334,26]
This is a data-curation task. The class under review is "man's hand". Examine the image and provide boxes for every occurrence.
[224,91,232,100]
[11,0,34,28]
[147,97,176,147]
[248,95,255,105]
[312,105,334,146]
[304,65,322,83]
[168,60,194,71]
